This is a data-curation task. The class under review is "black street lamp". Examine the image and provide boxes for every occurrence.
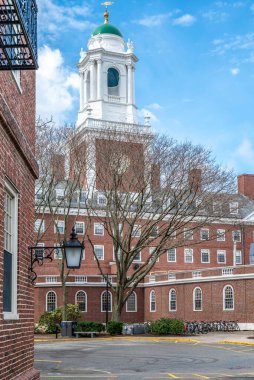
[29,226,84,283]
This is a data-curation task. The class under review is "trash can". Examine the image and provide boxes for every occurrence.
[133,324,145,334]
[122,324,133,335]
[61,321,76,337]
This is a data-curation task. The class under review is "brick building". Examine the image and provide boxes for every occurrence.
[33,12,254,329]
[0,1,39,379]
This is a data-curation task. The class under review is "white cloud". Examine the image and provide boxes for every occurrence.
[230,67,240,75]
[172,14,196,27]
[36,45,79,125]
[135,13,171,27]
[202,10,228,23]
[211,33,254,61]
[236,138,254,161]
[37,0,95,39]
[146,103,163,110]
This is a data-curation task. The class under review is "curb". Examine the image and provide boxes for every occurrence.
[218,340,254,346]
[35,336,198,343]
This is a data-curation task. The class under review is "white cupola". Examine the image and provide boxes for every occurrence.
[76,8,138,128]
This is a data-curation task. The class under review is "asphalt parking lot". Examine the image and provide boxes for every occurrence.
[35,336,254,380]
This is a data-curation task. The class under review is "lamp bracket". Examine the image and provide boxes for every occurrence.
[28,246,58,284]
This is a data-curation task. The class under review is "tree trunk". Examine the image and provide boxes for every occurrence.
[111,286,124,322]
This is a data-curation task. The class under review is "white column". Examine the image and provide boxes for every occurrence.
[90,61,95,100]
[86,138,96,197]
[84,74,87,105]
[132,66,135,105]
[127,64,132,104]
[80,72,84,110]
[97,59,102,100]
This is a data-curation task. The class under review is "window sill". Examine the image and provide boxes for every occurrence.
[3,312,19,320]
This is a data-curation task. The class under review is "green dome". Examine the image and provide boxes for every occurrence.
[92,23,123,38]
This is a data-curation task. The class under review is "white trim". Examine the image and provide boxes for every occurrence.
[223,284,234,311]
[217,250,226,264]
[94,245,104,260]
[46,290,57,312]
[201,249,210,264]
[94,222,104,236]
[126,291,137,312]
[75,221,85,235]
[75,290,87,312]
[169,288,177,312]
[149,290,156,312]
[193,287,202,311]
[3,180,19,321]
[101,290,112,312]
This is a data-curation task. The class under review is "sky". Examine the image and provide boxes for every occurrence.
[36,0,254,175]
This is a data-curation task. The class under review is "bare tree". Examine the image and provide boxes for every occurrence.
[35,120,240,322]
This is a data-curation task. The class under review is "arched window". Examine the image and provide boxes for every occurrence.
[169,289,177,311]
[126,292,137,312]
[193,287,202,311]
[150,290,156,312]
[223,285,234,310]
[46,291,56,312]
[107,67,120,96]
[101,290,112,312]
[75,291,87,312]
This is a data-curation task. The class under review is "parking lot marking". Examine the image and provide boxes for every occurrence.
[35,359,62,363]
[167,374,179,378]
[40,376,116,379]
[192,374,209,379]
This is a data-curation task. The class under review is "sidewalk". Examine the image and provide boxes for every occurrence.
[34,331,254,345]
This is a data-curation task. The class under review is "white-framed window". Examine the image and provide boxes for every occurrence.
[94,223,104,236]
[184,248,193,263]
[101,275,112,284]
[149,226,158,238]
[201,249,210,263]
[113,246,122,261]
[55,188,64,200]
[45,276,58,283]
[98,194,107,206]
[76,291,87,312]
[217,229,225,241]
[34,218,45,233]
[192,271,202,278]
[230,202,238,214]
[184,228,193,240]
[200,228,209,240]
[54,220,65,234]
[132,225,141,237]
[169,289,177,311]
[46,291,57,312]
[235,250,242,265]
[213,202,221,214]
[167,248,176,262]
[193,287,202,311]
[126,292,137,312]
[223,285,234,310]
[75,276,87,283]
[149,275,156,283]
[94,245,104,260]
[54,243,63,259]
[133,249,141,262]
[149,247,159,263]
[217,250,226,264]
[75,221,84,234]
[35,243,45,259]
[101,291,112,312]
[168,228,176,239]
[3,181,19,320]
[232,230,241,242]
[150,290,156,312]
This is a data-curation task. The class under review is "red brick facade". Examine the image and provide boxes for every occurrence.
[0,70,39,379]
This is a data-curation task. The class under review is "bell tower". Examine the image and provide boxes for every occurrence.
[76,6,138,127]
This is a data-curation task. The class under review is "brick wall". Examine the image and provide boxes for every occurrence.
[0,69,39,379]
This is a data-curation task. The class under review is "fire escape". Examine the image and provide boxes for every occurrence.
[0,0,38,70]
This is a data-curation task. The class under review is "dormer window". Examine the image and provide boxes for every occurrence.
[108,67,120,96]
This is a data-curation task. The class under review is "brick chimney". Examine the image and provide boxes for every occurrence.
[238,174,254,200]
[151,164,160,189]
[189,168,202,193]
[51,154,65,181]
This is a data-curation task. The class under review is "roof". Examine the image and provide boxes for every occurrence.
[91,23,123,38]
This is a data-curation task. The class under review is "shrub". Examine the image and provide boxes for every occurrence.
[37,304,82,334]
[150,318,184,335]
[106,321,123,335]
[76,321,105,333]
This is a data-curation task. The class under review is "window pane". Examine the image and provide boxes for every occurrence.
[101,291,112,312]
[126,293,136,312]
[3,250,12,312]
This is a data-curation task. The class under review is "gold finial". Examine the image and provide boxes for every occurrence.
[101,2,114,24]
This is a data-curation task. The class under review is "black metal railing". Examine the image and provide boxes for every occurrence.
[0,0,38,70]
